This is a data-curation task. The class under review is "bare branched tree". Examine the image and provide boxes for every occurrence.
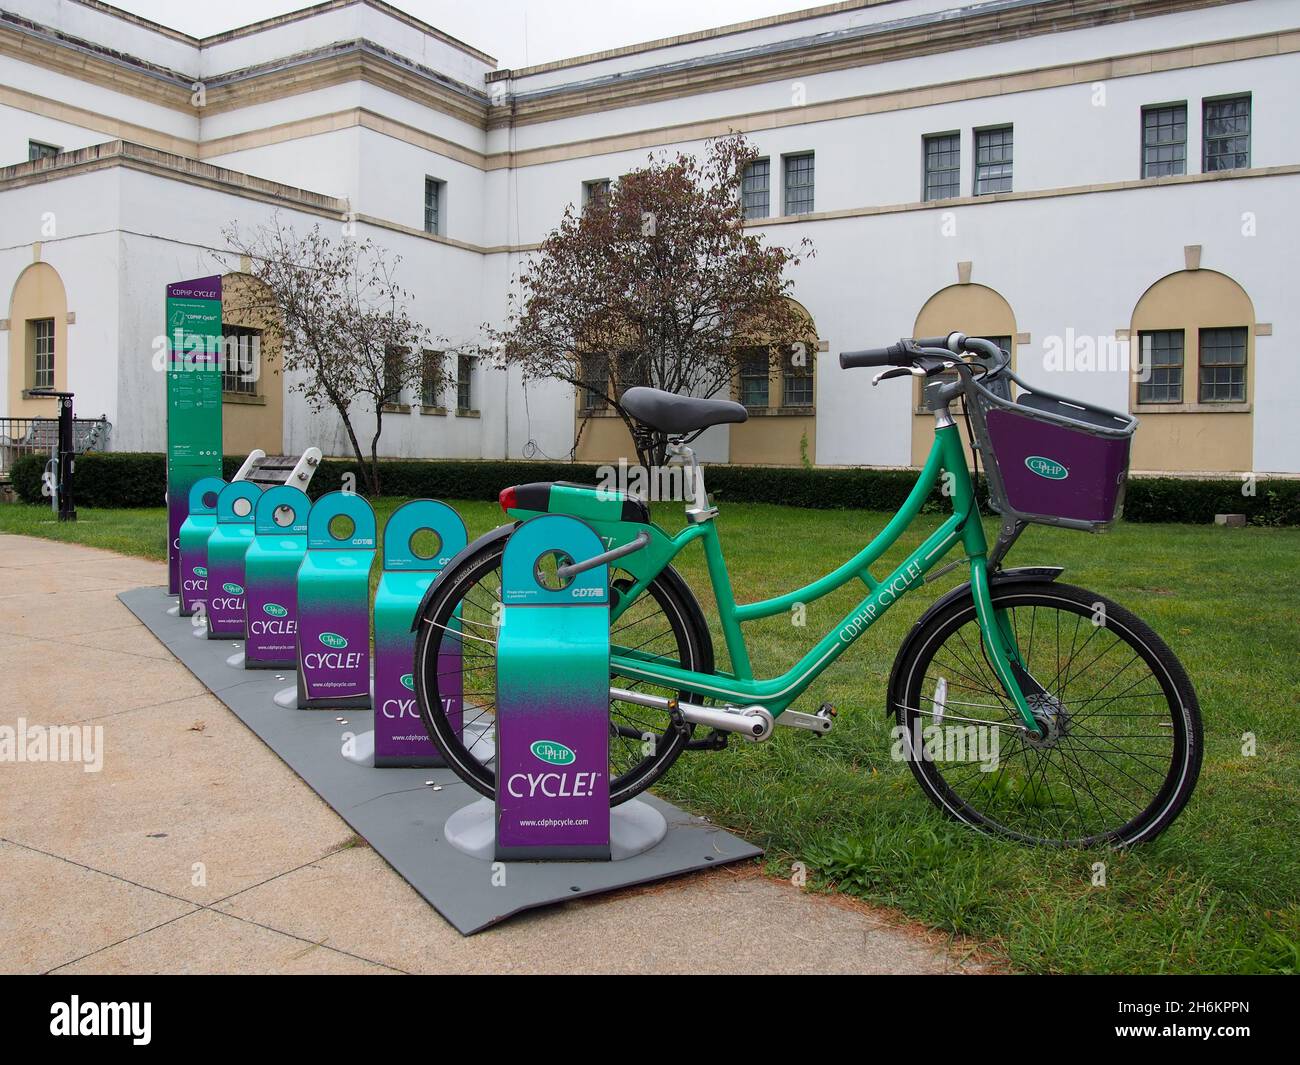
[221,218,440,496]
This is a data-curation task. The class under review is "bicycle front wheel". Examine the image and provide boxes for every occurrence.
[890,580,1202,847]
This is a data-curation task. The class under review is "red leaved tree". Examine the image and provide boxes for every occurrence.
[487,134,815,467]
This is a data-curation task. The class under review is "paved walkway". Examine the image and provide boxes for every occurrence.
[0,533,989,974]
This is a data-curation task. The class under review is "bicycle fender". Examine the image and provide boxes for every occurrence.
[409,522,517,632]
[884,565,1063,716]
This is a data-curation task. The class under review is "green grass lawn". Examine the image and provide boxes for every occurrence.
[3,498,1297,973]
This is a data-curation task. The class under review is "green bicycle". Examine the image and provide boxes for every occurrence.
[414,333,1202,847]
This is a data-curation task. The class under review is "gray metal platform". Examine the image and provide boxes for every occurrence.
[119,586,761,935]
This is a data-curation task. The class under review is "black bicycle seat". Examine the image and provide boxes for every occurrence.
[621,386,748,435]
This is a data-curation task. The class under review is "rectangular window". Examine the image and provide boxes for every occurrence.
[28,140,59,162]
[783,153,814,215]
[424,178,444,235]
[29,317,55,390]
[974,126,1013,195]
[582,179,611,207]
[1198,327,1247,403]
[615,351,647,398]
[1136,330,1184,403]
[383,346,405,405]
[456,355,475,412]
[220,325,260,396]
[923,133,960,201]
[924,335,1011,404]
[742,159,770,219]
[1142,104,1187,178]
[738,347,770,408]
[421,349,444,408]
[579,353,609,411]
[782,345,813,407]
[1203,95,1251,172]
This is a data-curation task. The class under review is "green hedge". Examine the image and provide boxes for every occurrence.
[7,451,1299,525]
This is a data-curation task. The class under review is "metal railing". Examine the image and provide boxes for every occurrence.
[0,416,112,480]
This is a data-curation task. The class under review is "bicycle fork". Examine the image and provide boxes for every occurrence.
[955,482,1045,738]
[966,555,1045,738]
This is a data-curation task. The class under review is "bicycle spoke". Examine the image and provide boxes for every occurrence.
[909,592,1188,845]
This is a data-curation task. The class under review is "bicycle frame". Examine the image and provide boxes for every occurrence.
[510,420,1041,734]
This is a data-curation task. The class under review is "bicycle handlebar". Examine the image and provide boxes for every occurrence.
[839,340,921,369]
[840,333,1007,372]
[915,334,956,350]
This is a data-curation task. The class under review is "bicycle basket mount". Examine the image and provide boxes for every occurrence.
[965,364,1138,531]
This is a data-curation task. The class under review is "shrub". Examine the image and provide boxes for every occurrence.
[7,451,1298,525]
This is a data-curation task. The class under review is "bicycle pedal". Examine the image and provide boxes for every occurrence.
[685,729,729,752]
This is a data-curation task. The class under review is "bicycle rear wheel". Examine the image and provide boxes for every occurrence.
[412,534,712,805]
[890,580,1202,846]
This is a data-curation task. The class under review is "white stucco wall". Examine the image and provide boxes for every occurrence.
[1,0,1296,475]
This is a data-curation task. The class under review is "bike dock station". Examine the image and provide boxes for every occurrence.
[243,485,311,670]
[443,514,669,863]
[120,578,759,933]
[372,500,467,768]
[119,500,757,933]
[177,476,226,618]
[122,270,761,933]
[294,492,376,710]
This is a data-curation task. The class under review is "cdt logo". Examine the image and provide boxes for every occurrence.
[50,996,151,1045]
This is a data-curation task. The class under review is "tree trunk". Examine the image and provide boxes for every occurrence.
[335,404,369,495]
[368,408,384,497]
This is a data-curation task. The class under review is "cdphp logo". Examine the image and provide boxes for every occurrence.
[530,740,575,766]
[1025,455,1069,481]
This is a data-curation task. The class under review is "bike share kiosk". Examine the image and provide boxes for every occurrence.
[295,491,376,709]
[373,500,467,767]
[177,477,226,618]
[205,480,262,639]
[243,485,311,670]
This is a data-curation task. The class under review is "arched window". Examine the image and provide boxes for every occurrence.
[729,298,820,466]
[7,262,69,416]
[910,283,1016,466]
[1128,268,1254,472]
[220,272,284,456]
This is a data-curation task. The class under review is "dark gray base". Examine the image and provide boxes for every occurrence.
[123,587,761,935]
[445,798,668,862]
[245,658,295,671]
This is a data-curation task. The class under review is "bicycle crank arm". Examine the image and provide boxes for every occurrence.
[609,686,774,741]
[775,706,835,734]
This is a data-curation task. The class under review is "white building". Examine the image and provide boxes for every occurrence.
[1,0,1296,475]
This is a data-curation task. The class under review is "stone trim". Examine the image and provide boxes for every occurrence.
[0,141,345,217]
[3,14,1293,173]
[2,141,1294,262]
[487,27,1298,166]
[0,84,197,156]
[200,41,490,124]
[69,0,496,64]
[196,0,496,65]
[491,0,1243,130]
[199,109,485,170]
[193,27,1300,172]
[0,18,193,112]
[489,1,904,81]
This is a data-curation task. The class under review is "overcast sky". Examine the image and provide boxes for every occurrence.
[110,0,820,68]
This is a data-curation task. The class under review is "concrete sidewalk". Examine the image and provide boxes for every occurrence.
[0,533,989,974]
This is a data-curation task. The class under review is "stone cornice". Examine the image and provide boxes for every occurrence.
[489,0,1246,130]
[2,140,1294,261]
[2,24,1293,173]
